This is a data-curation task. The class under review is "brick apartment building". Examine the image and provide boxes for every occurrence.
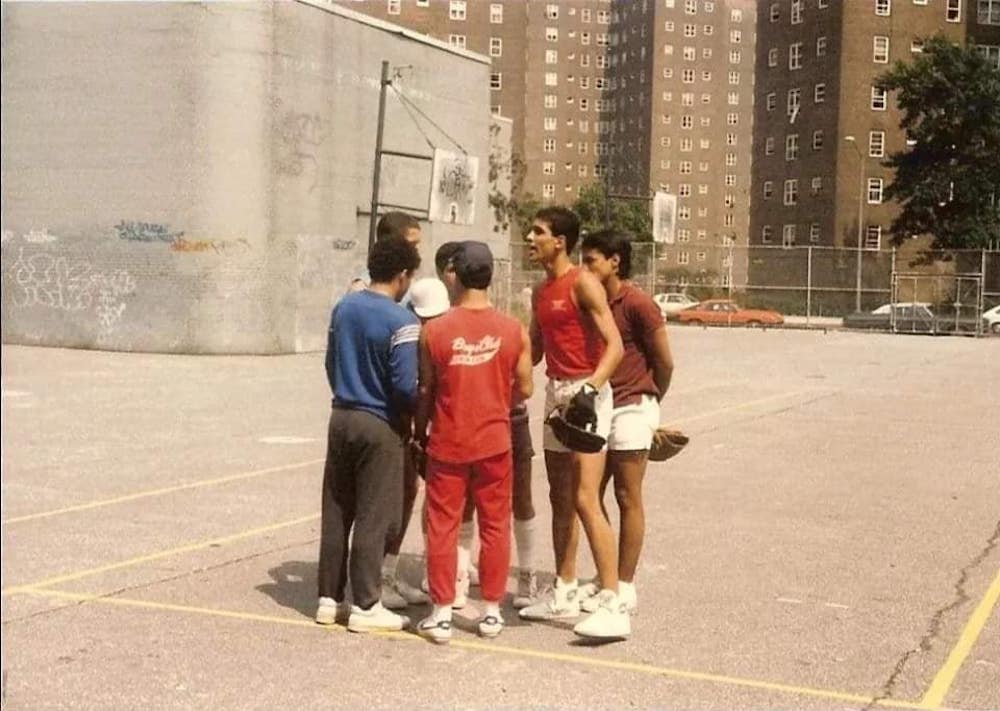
[751,0,1000,256]
[611,0,757,288]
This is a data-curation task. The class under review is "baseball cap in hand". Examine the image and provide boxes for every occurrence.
[409,278,450,318]
[454,241,494,289]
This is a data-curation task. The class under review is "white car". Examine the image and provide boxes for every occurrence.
[983,304,1000,334]
[653,292,698,320]
[871,302,932,315]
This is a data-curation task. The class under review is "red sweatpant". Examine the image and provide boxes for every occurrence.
[425,449,512,605]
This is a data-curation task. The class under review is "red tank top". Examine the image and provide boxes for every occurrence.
[534,267,604,379]
[424,307,523,464]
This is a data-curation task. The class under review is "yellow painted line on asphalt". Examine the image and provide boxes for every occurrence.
[920,567,1000,709]
[668,388,826,427]
[1,514,319,596]
[15,587,926,710]
[2,459,324,525]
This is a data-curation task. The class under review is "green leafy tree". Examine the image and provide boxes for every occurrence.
[571,182,654,241]
[877,36,1000,249]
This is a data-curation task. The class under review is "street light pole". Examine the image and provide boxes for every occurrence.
[845,135,865,312]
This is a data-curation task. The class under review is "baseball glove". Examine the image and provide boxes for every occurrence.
[546,408,606,454]
[648,427,689,462]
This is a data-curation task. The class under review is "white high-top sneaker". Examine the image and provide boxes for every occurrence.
[518,577,581,620]
[315,597,349,626]
[573,589,630,640]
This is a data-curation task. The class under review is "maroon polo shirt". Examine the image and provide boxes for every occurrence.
[608,282,665,408]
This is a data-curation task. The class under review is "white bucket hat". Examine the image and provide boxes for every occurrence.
[409,278,450,318]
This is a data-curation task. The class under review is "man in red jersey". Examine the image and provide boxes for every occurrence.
[518,206,630,641]
[580,230,674,619]
[413,241,534,644]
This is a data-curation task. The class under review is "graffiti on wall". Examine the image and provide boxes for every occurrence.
[7,247,137,340]
[169,237,251,254]
[115,220,184,243]
[273,101,328,191]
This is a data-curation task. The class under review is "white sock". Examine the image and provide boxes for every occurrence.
[457,521,475,574]
[513,518,536,572]
[484,601,501,619]
[619,580,636,597]
[381,554,398,579]
[432,604,453,623]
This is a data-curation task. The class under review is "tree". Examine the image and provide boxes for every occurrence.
[877,36,1000,249]
[571,182,654,241]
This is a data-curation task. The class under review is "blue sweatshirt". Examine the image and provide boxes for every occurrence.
[325,290,420,425]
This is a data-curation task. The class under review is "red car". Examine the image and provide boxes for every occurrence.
[677,299,784,327]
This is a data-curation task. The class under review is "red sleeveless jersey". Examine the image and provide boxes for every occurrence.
[424,306,523,464]
[534,267,604,379]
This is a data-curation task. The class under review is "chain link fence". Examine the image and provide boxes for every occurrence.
[498,243,1000,335]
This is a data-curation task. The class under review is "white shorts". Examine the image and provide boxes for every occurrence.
[607,394,660,452]
[543,376,613,453]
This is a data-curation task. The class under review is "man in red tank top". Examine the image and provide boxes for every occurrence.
[413,242,534,644]
[518,206,632,641]
[580,229,674,620]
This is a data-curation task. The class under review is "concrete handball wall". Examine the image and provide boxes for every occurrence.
[1,1,499,354]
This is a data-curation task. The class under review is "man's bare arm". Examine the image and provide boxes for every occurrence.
[529,315,544,366]
[648,326,674,400]
[574,269,623,388]
[514,324,534,401]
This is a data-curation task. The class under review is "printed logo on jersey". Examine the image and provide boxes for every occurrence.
[549,299,567,312]
[449,335,502,366]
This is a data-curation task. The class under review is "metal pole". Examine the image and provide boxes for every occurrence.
[806,245,813,326]
[603,169,611,229]
[855,154,865,313]
[368,60,391,251]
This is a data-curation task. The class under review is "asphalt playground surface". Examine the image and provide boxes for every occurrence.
[2,328,998,711]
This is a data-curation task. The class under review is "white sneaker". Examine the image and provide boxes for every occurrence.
[415,616,452,645]
[573,590,631,640]
[578,579,602,613]
[315,597,348,626]
[518,578,580,621]
[453,572,470,610]
[347,601,410,633]
[618,581,638,615]
[512,570,538,609]
[478,613,505,639]
[394,578,430,605]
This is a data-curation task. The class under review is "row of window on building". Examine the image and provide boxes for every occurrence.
[761,176,886,207]
[754,223,883,250]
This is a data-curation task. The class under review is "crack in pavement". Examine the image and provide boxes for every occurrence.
[1,537,319,626]
[860,518,1000,711]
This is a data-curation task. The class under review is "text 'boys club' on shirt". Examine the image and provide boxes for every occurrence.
[533,266,604,379]
[424,306,523,464]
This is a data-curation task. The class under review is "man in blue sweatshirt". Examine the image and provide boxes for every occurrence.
[317,235,421,633]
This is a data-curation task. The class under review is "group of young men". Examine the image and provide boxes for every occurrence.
[318,206,673,643]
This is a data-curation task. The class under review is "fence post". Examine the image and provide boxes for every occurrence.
[806,245,813,326]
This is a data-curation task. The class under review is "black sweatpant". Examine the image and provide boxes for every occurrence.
[317,407,404,610]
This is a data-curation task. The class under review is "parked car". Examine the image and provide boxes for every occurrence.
[983,304,1000,334]
[844,303,981,334]
[677,299,784,327]
[653,292,698,320]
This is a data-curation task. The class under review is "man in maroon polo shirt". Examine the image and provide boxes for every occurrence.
[581,229,674,618]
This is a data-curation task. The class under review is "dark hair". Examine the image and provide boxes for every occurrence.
[368,235,421,283]
[376,211,420,241]
[581,229,633,279]
[434,241,463,275]
[535,206,581,253]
